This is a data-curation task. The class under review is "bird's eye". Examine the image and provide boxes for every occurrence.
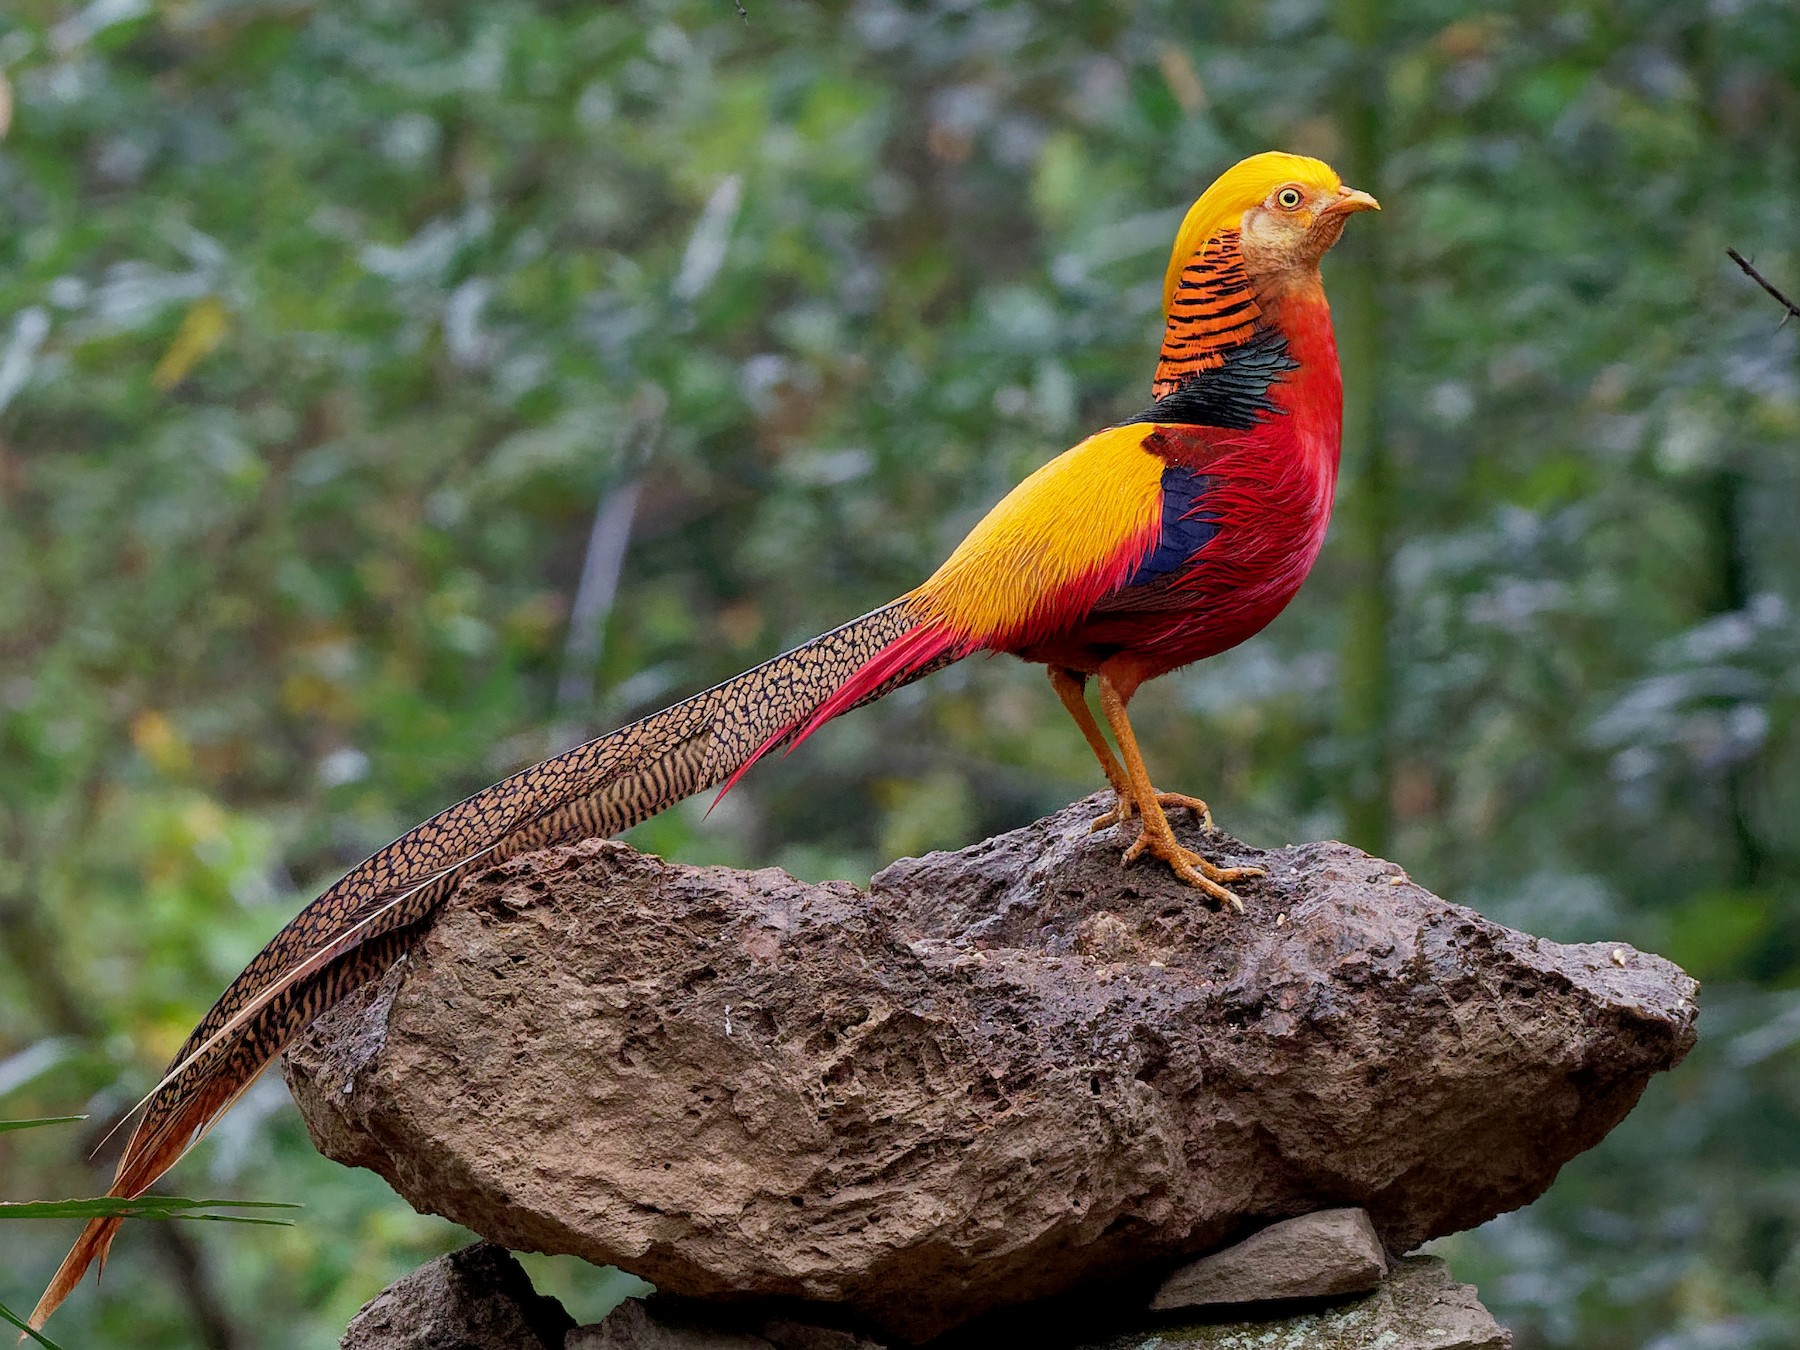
[1275,186,1304,210]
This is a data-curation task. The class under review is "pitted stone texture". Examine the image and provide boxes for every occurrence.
[1092,1257,1510,1350]
[287,796,1694,1344]
[1150,1207,1388,1309]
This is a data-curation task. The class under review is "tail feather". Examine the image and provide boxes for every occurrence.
[29,927,414,1332]
[713,620,966,800]
[32,600,961,1331]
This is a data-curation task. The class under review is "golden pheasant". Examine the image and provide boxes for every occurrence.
[31,151,1375,1329]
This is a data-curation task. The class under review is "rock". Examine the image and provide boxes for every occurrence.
[1149,1207,1388,1309]
[286,796,1696,1344]
[345,1247,1501,1350]
[1090,1257,1510,1350]
[339,1242,574,1350]
[568,1299,884,1350]
[566,1298,774,1349]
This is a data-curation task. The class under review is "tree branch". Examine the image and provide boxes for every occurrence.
[150,1222,243,1350]
[552,385,667,738]
[1727,248,1800,324]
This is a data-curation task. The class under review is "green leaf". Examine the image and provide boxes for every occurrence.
[0,1297,66,1350]
[0,1196,299,1223]
[0,1116,87,1134]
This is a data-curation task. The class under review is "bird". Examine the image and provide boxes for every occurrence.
[30,150,1375,1331]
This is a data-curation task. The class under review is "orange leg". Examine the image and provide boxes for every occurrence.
[1095,665,1261,911]
[1048,665,1128,801]
[1048,666,1214,832]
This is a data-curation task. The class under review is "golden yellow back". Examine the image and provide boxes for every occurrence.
[910,424,1166,644]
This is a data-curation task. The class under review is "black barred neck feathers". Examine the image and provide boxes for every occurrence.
[1154,229,1264,400]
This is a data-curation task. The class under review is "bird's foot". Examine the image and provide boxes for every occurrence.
[1089,790,1214,834]
[1120,816,1261,912]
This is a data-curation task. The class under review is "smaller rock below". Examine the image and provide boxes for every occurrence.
[1099,1257,1509,1350]
[570,1300,884,1350]
[568,1299,767,1350]
[760,1319,886,1350]
[340,1243,574,1350]
[1151,1207,1389,1310]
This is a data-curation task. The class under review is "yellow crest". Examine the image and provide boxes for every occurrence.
[1161,152,1344,315]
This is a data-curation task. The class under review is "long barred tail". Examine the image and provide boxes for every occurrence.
[31,600,960,1331]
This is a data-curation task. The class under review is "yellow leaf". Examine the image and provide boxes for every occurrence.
[152,296,230,390]
[1157,44,1206,114]
[180,797,228,846]
[130,709,191,774]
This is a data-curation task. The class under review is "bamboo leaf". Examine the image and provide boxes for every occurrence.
[0,1297,66,1350]
[0,1116,86,1134]
[0,1196,298,1222]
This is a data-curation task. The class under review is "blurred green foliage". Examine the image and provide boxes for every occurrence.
[0,1,1796,1346]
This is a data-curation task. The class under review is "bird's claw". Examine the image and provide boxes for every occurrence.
[1088,799,1132,832]
[1120,822,1261,913]
[1089,790,1214,835]
[1156,792,1216,833]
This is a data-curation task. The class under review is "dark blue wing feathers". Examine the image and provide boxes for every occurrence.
[1127,466,1220,586]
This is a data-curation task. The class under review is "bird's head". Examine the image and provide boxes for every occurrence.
[1162,151,1379,314]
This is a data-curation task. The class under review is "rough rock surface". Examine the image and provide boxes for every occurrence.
[345,1244,1506,1350]
[339,1242,574,1350]
[287,796,1696,1343]
[1089,1258,1510,1350]
[569,1299,883,1350]
[1150,1207,1388,1309]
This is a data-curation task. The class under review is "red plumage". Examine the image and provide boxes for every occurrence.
[1014,290,1342,682]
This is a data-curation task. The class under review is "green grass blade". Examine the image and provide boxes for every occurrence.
[0,1116,87,1134]
[0,1296,66,1350]
[0,1195,300,1222]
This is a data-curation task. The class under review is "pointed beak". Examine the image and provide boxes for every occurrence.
[1326,186,1381,216]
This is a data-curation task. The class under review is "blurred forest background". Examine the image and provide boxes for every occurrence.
[0,0,1796,1346]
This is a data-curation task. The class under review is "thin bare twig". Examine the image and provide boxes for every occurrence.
[552,385,668,738]
[1727,248,1800,326]
[555,479,644,718]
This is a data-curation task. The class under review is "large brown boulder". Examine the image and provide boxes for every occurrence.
[285,796,1696,1344]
